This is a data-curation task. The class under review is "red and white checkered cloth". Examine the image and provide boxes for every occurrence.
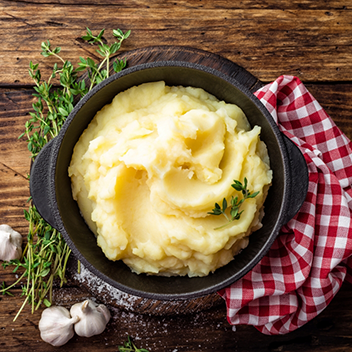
[218,75,352,335]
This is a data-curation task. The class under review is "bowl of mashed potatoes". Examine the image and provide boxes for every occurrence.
[30,61,308,300]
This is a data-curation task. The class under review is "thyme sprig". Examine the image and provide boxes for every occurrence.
[78,28,130,90]
[0,27,130,320]
[118,336,150,352]
[208,177,259,230]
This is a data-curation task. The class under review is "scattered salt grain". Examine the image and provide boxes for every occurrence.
[72,263,140,311]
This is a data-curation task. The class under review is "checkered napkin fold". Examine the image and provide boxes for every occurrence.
[218,75,352,335]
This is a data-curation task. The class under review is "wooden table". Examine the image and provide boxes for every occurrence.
[1,1,352,351]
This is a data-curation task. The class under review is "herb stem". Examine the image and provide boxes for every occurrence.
[0,272,26,293]
[13,295,30,322]
[106,56,110,78]
[47,49,66,65]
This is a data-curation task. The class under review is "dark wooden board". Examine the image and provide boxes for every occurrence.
[114,45,264,91]
[71,45,259,315]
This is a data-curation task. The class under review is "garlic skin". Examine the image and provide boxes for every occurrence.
[0,224,22,261]
[39,306,80,347]
[70,299,111,337]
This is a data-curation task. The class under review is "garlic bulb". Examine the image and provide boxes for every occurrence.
[70,299,110,337]
[0,224,22,261]
[39,306,79,346]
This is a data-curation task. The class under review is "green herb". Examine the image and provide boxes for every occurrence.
[1,282,14,296]
[0,27,130,320]
[78,28,130,90]
[118,336,150,352]
[208,177,259,230]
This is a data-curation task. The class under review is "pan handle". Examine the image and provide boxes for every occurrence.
[282,134,309,224]
[29,139,58,229]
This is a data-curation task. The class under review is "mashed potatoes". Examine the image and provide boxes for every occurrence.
[68,81,272,277]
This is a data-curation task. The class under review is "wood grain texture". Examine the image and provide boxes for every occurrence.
[1,1,352,85]
[0,89,31,232]
[1,0,352,351]
[3,0,351,8]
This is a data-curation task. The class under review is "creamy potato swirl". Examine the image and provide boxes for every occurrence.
[69,81,272,277]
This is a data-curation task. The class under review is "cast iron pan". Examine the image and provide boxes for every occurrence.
[30,59,308,300]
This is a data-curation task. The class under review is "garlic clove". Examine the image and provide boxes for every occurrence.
[0,224,23,261]
[96,303,111,323]
[39,306,80,347]
[70,299,111,338]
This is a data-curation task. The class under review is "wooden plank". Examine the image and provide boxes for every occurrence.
[0,89,31,230]
[5,0,352,10]
[0,3,352,84]
[0,89,32,167]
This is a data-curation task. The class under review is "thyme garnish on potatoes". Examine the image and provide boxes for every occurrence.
[208,177,259,230]
[0,28,130,320]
